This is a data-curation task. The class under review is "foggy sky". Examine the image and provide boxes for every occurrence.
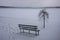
[0,0,60,7]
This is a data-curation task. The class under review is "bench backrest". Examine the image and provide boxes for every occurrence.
[18,24,38,29]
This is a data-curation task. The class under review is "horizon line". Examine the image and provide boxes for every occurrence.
[0,6,60,9]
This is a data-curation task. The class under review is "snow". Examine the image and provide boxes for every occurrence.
[0,8,60,40]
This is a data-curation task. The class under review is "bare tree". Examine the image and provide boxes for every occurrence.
[38,8,49,28]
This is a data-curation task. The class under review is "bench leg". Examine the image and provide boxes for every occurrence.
[35,31,37,35]
[29,30,30,34]
[38,31,39,35]
[35,31,39,36]
[20,29,21,32]
[23,29,24,32]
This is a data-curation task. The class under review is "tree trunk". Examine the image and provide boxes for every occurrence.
[43,15,45,28]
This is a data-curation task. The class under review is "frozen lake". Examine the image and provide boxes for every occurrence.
[0,8,60,40]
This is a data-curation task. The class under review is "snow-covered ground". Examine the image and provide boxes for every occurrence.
[0,8,60,40]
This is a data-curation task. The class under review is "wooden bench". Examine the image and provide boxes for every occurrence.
[18,24,40,35]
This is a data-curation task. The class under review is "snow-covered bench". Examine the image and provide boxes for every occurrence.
[18,24,40,35]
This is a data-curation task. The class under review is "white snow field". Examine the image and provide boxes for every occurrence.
[0,8,60,40]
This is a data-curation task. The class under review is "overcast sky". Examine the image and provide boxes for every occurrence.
[0,0,60,7]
